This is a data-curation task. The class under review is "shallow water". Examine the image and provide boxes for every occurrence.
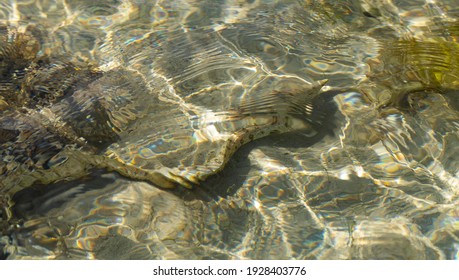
[0,0,458,259]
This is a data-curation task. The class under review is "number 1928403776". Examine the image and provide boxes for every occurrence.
[246,266,307,276]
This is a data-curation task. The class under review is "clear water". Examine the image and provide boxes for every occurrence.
[0,0,458,259]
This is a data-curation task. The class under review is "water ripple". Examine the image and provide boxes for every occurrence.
[2,0,459,260]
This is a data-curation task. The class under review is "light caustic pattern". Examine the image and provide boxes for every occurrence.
[1,0,458,260]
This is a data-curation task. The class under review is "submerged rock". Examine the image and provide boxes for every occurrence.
[0,25,332,215]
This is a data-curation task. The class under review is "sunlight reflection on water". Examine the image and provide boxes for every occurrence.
[1,0,458,260]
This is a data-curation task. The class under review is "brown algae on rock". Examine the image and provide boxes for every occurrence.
[360,38,459,109]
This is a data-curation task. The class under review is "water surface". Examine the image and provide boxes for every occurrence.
[0,0,458,259]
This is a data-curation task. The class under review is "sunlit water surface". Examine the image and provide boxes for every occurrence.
[0,0,458,259]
